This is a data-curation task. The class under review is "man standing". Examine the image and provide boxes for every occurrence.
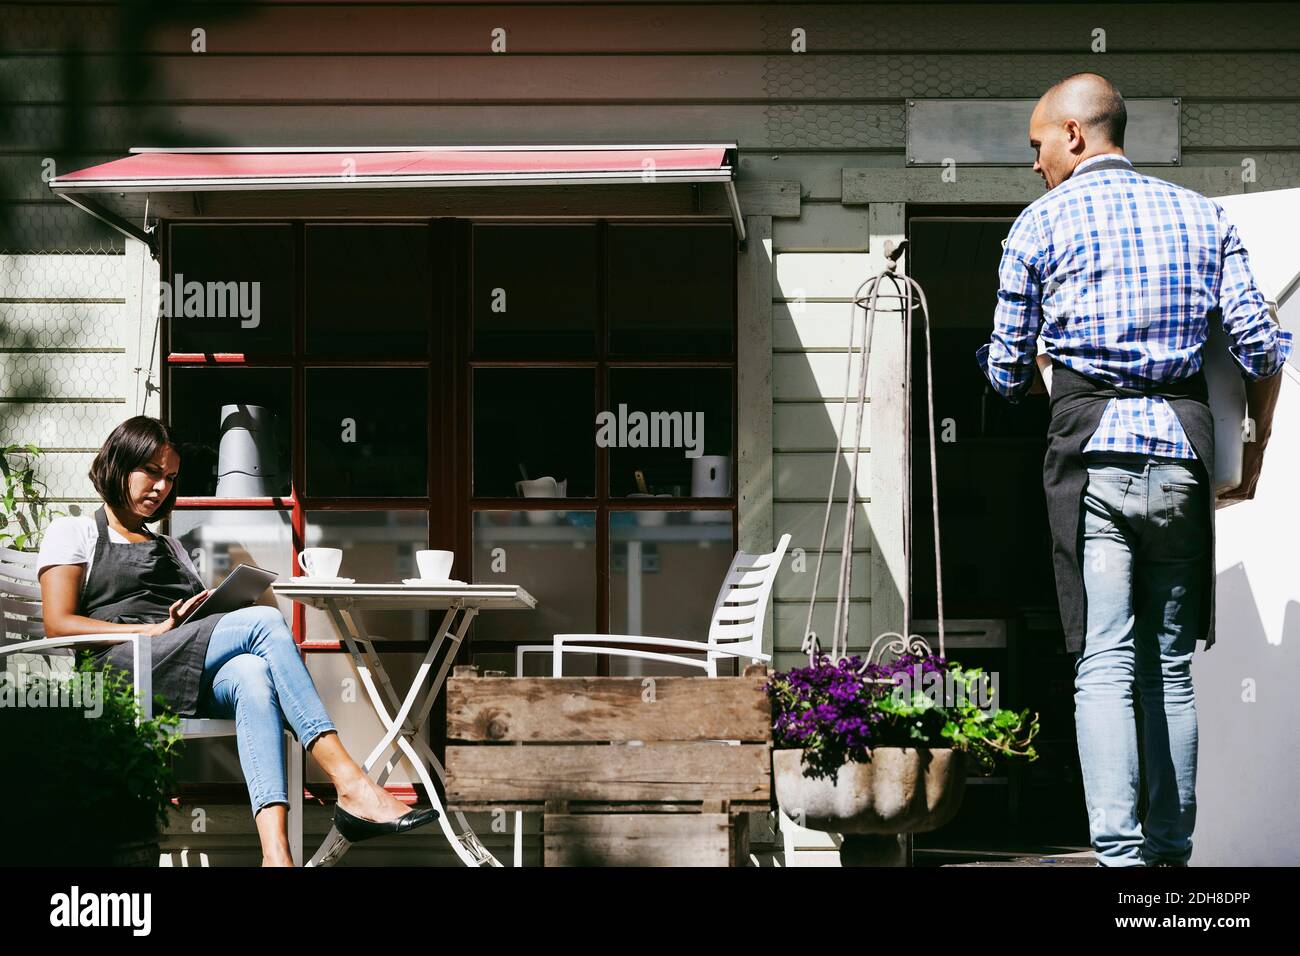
[976,72,1292,867]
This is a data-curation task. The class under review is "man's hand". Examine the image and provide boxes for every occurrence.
[145,589,211,637]
[1216,371,1283,507]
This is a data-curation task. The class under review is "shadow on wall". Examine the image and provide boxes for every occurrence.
[1193,561,1300,866]
[1,1,260,253]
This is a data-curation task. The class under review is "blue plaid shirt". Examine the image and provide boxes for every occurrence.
[976,152,1294,458]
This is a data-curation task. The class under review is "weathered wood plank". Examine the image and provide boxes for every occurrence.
[543,812,733,867]
[774,602,871,655]
[0,402,125,451]
[775,251,893,299]
[774,551,871,602]
[11,54,1300,102]
[4,451,97,501]
[10,4,1298,54]
[735,181,801,218]
[737,215,774,639]
[0,354,123,401]
[774,403,871,450]
[773,202,869,251]
[866,203,907,644]
[3,104,899,155]
[774,300,867,349]
[773,352,867,402]
[446,674,772,742]
[16,103,1300,164]
[0,303,124,349]
[0,203,124,254]
[446,741,772,805]
[0,157,121,202]
[774,500,871,549]
[843,165,1249,204]
[774,451,871,499]
[0,254,126,299]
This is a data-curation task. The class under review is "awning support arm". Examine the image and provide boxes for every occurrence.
[725,180,747,249]
[57,194,157,255]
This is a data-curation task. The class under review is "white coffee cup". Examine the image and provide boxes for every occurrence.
[416,549,455,581]
[298,547,343,579]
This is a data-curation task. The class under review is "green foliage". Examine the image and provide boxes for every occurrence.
[882,663,1041,774]
[0,443,67,551]
[2,655,186,864]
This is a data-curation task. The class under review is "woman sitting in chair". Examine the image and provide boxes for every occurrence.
[37,415,437,866]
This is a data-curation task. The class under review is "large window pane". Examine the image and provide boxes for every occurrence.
[608,510,733,675]
[168,509,295,620]
[473,368,595,498]
[169,367,293,498]
[300,510,431,643]
[305,224,432,356]
[472,224,598,358]
[606,368,732,497]
[305,367,429,497]
[607,223,734,356]
[167,224,294,355]
[472,511,597,660]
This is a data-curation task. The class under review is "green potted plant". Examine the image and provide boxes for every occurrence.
[767,649,1040,864]
[1,442,66,551]
[3,657,185,866]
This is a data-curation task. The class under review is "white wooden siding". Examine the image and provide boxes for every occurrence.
[0,245,156,533]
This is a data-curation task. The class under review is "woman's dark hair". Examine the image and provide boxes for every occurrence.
[89,416,182,523]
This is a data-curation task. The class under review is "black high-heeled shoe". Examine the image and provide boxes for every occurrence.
[333,803,440,843]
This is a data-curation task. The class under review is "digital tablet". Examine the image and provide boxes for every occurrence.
[184,563,279,622]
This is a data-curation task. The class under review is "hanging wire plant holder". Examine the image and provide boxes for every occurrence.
[800,239,946,678]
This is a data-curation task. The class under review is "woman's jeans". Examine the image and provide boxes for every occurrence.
[1075,452,1205,866]
[195,605,337,816]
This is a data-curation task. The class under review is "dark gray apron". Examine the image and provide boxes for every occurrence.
[1043,360,1216,656]
[80,504,225,717]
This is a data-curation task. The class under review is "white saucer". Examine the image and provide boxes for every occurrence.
[294,576,354,584]
[402,578,467,586]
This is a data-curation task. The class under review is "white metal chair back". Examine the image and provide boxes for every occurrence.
[1,545,62,656]
[703,533,791,664]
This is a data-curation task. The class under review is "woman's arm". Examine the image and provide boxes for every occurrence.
[38,564,209,638]
[39,564,152,637]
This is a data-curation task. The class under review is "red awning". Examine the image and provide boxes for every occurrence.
[54,145,733,188]
[48,144,743,247]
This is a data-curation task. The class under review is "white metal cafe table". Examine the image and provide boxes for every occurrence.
[271,579,537,867]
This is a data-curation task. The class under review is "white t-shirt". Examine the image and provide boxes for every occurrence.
[36,514,202,600]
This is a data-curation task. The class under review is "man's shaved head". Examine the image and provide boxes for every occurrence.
[1038,73,1127,148]
[1028,72,1127,190]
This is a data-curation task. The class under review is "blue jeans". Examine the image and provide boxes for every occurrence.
[195,605,337,816]
[1074,452,1205,867]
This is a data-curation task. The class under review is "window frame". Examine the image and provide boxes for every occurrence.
[159,216,740,669]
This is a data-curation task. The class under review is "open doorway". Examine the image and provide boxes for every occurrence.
[904,206,1089,859]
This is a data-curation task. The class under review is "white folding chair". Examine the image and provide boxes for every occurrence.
[510,532,791,866]
[0,545,304,866]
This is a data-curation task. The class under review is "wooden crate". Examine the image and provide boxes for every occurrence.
[445,664,772,866]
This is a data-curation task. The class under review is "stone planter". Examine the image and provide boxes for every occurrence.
[774,746,966,835]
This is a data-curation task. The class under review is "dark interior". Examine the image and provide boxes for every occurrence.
[905,209,1091,856]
